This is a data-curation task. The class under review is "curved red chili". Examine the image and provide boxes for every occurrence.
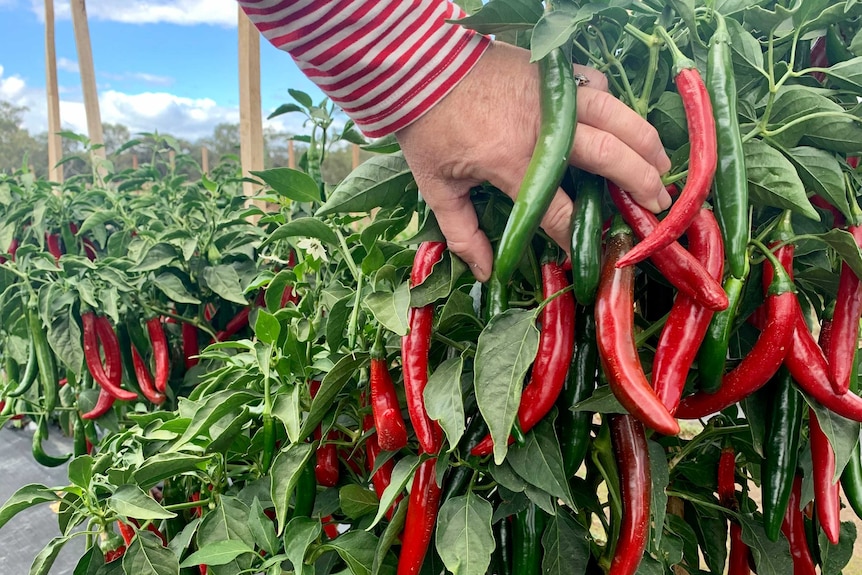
[370,344,408,452]
[397,457,441,575]
[595,224,679,436]
[727,523,751,575]
[809,409,841,544]
[609,414,651,575]
[472,259,576,455]
[131,346,167,405]
[82,387,115,420]
[402,241,446,454]
[363,412,400,520]
[827,224,862,394]
[215,307,250,342]
[608,183,728,311]
[310,380,340,487]
[82,312,137,401]
[146,317,170,393]
[717,447,736,508]
[676,246,796,419]
[653,208,724,414]
[781,476,818,575]
[616,68,717,267]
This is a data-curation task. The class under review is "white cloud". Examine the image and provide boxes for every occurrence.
[101,71,174,87]
[56,57,79,72]
[32,0,238,27]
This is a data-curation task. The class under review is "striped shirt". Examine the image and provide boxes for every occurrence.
[237,0,491,137]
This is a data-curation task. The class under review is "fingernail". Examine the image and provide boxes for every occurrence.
[656,151,672,173]
[657,188,672,211]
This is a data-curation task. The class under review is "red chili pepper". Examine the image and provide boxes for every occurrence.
[616,67,717,267]
[781,476,818,575]
[608,414,651,575]
[131,346,167,405]
[594,222,679,436]
[82,388,116,420]
[652,208,724,414]
[370,338,408,452]
[727,523,751,575]
[182,322,199,369]
[310,380,340,487]
[472,259,576,455]
[810,195,846,227]
[45,232,63,262]
[810,35,828,83]
[321,515,340,540]
[676,245,796,419]
[215,307,250,342]
[363,412,400,520]
[608,183,728,311]
[397,457,441,575]
[402,242,446,454]
[190,492,202,518]
[82,312,137,401]
[127,518,167,546]
[117,520,136,546]
[146,317,170,393]
[104,546,126,563]
[717,447,736,508]
[827,224,862,394]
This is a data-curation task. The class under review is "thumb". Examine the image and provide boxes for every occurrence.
[419,179,493,282]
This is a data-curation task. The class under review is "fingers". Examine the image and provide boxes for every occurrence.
[572,65,608,93]
[577,87,671,174]
[419,179,494,282]
[569,123,672,213]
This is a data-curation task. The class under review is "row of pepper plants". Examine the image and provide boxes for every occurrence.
[3,0,862,574]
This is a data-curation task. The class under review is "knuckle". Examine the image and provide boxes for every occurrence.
[591,132,615,169]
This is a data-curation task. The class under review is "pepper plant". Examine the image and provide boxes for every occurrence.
[3,1,862,574]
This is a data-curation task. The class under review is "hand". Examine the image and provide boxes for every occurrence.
[395,41,672,282]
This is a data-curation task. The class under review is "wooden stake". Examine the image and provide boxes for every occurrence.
[238,6,264,207]
[132,154,138,170]
[351,143,360,170]
[288,140,295,169]
[44,0,63,183]
[201,146,209,174]
[70,0,106,171]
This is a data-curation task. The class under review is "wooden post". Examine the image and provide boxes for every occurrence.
[70,0,106,176]
[238,6,264,206]
[169,150,176,171]
[351,144,360,170]
[132,154,138,170]
[288,140,295,169]
[201,146,209,174]
[44,0,63,183]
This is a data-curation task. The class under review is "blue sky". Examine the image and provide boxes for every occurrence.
[0,0,328,140]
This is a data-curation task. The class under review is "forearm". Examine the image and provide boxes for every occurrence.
[238,0,491,136]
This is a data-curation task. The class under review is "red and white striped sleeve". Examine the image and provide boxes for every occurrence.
[237,0,491,137]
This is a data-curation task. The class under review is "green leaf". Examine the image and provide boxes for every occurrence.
[76,210,115,238]
[284,517,321,575]
[824,55,862,91]
[322,532,379,575]
[29,535,69,575]
[272,385,302,444]
[73,545,104,575]
[326,294,352,351]
[424,356,466,452]
[806,398,861,482]
[371,500,407,575]
[474,308,539,464]
[153,272,201,304]
[364,282,410,336]
[270,443,314,534]
[119,533,179,574]
[409,252,469,308]
[196,497,255,574]
[107,485,177,520]
[368,455,420,529]
[201,265,248,305]
[340,485,380,519]
[507,414,574,509]
[131,243,178,272]
[132,453,210,490]
[0,484,59,531]
[726,14,764,72]
[316,153,413,216]
[254,309,281,345]
[171,390,256,451]
[47,308,84,378]
[249,498,280,556]
[648,440,669,553]
[817,228,862,281]
[180,541,254,568]
[820,521,857,575]
[784,146,852,220]
[570,385,626,414]
[251,168,320,203]
[300,352,369,438]
[541,510,590,575]
[689,504,728,575]
[738,513,793,575]
[648,92,688,151]
[261,217,339,248]
[269,103,303,119]
[435,493,495,575]
[770,88,862,154]
[744,140,819,220]
[452,0,543,34]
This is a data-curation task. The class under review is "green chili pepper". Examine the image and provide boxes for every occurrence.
[512,503,547,575]
[261,412,276,474]
[6,336,37,398]
[557,305,598,479]
[841,345,862,519]
[73,414,88,457]
[706,13,749,280]
[32,415,71,467]
[762,367,804,541]
[493,517,513,575]
[697,271,747,393]
[29,307,58,414]
[825,25,853,66]
[569,172,603,306]
[490,47,576,312]
[292,461,317,519]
